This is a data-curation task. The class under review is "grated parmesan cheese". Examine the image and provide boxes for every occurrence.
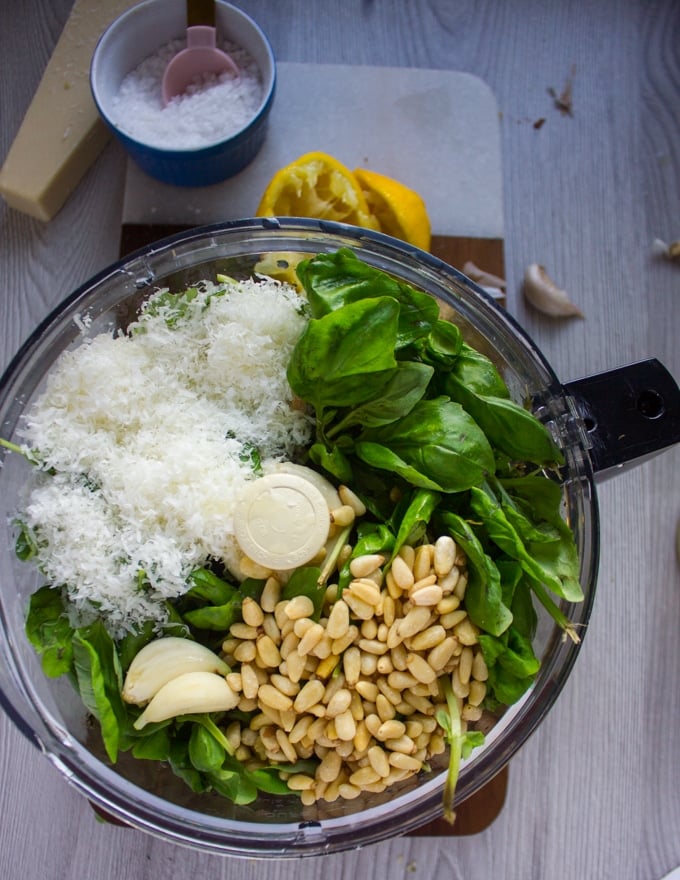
[19,277,312,635]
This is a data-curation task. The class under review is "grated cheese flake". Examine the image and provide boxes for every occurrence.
[19,276,312,635]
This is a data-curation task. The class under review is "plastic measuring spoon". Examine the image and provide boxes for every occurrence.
[161,2,239,106]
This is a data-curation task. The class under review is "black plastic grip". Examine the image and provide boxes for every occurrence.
[564,358,680,479]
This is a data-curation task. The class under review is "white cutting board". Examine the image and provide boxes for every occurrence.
[122,62,503,238]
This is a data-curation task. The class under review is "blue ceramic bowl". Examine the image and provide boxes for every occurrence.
[90,0,276,186]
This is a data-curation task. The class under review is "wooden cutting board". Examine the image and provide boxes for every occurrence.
[119,61,508,836]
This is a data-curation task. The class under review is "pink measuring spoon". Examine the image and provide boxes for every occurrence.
[161,1,239,105]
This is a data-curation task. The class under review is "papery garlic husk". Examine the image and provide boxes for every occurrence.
[522,263,584,318]
[133,670,239,730]
[122,636,230,705]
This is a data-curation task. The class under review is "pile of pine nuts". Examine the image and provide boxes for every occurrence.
[220,533,489,806]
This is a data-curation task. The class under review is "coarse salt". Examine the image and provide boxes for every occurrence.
[111,38,263,150]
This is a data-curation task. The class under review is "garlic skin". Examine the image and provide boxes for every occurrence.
[122,637,230,706]
[133,670,239,730]
[463,260,507,290]
[522,263,584,318]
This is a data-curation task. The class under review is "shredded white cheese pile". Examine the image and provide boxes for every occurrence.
[19,277,311,635]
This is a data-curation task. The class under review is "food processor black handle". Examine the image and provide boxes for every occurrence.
[564,358,680,479]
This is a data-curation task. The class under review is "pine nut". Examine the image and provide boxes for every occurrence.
[458,646,474,685]
[440,609,468,629]
[317,749,342,782]
[339,485,367,516]
[335,709,357,741]
[241,597,264,628]
[350,766,381,787]
[347,578,382,606]
[352,720,371,753]
[472,650,489,681]
[385,734,417,755]
[410,573,438,592]
[326,599,350,639]
[315,653,340,679]
[343,645,361,685]
[355,680,379,702]
[385,569,402,599]
[326,688,352,718]
[390,643,409,671]
[368,745,391,778]
[289,715,313,744]
[280,630,300,659]
[376,719,406,741]
[377,678,402,705]
[261,614,281,644]
[387,670,418,690]
[406,652,437,684]
[454,617,479,646]
[391,555,415,590]
[343,591,375,620]
[293,679,325,713]
[360,618,378,640]
[360,652,378,676]
[462,704,483,722]
[382,594,396,627]
[398,606,432,638]
[349,554,385,578]
[275,729,298,763]
[225,672,242,692]
[260,577,281,612]
[286,649,307,683]
[257,634,282,668]
[388,752,422,772]
[240,556,272,580]
[408,624,446,651]
[338,782,361,800]
[231,622,258,640]
[433,535,456,576]
[438,566,460,595]
[358,638,389,655]
[376,655,393,674]
[453,571,469,600]
[398,544,415,569]
[436,594,460,614]
[365,714,382,737]
[241,663,260,700]
[233,641,257,663]
[413,544,433,580]
[468,679,487,707]
[285,595,316,620]
[297,622,325,655]
[451,668,470,699]
[287,773,315,791]
[258,684,293,712]
[311,633,333,659]
[270,673,299,698]
[330,505,356,527]
[332,624,359,655]
[427,636,458,671]
[411,584,443,606]
[375,693,396,721]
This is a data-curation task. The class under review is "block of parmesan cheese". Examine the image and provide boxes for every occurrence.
[0,0,139,222]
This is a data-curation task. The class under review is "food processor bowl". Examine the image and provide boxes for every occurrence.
[0,219,677,857]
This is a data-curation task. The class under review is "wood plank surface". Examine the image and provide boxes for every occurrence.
[1,2,680,879]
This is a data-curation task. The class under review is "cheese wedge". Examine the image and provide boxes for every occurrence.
[0,0,138,221]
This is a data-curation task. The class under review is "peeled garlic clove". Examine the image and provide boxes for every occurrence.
[463,260,507,290]
[133,670,239,730]
[122,636,230,705]
[523,263,584,318]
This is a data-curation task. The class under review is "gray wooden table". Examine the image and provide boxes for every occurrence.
[1,2,679,878]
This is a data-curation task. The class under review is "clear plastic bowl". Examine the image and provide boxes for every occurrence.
[0,219,598,857]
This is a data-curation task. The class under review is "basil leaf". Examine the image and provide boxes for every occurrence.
[449,343,510,397]
[309,441,354,483]
[358,398,495,493]
[329,361,434,433]
[296,248,439,348]
[25,585,75,678]
[440,511,513,637]
[187,568,239,605]
[72,621,126,763]
[184,600,241,631]
[390,489,441,560]
[287,296,400,409]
